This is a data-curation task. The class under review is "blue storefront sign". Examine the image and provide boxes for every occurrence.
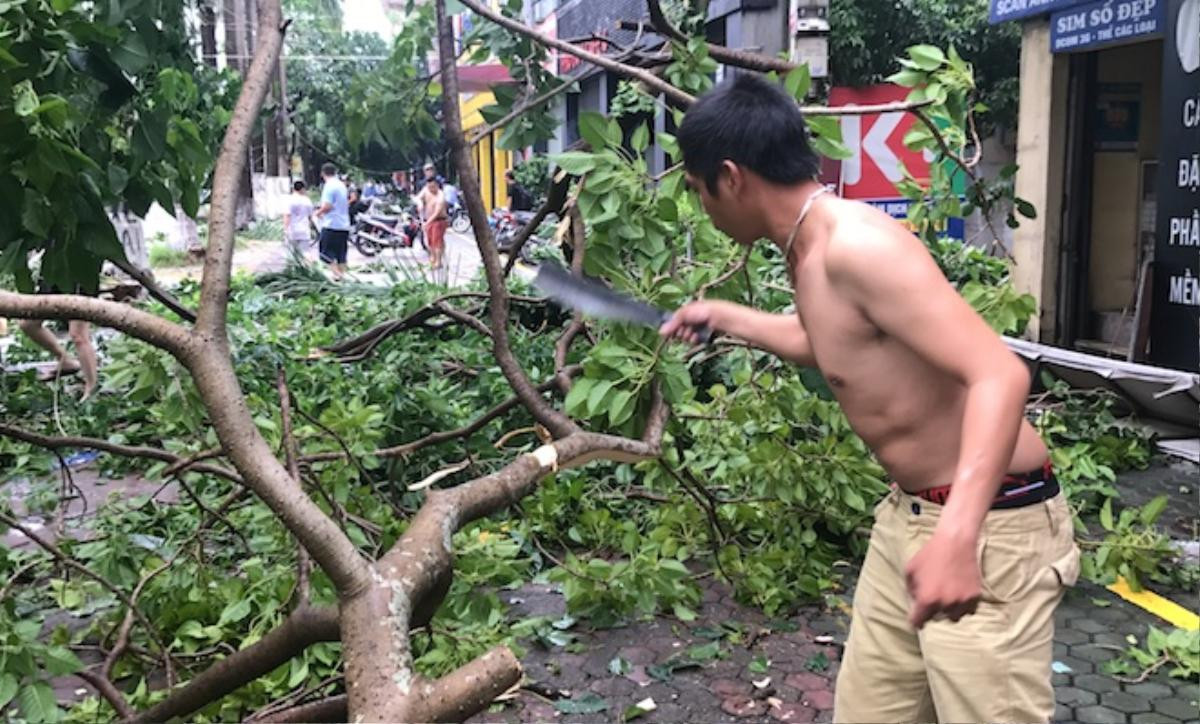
[989,0,1087,24]
[1051,0,1166,52]
[865,199,966,241]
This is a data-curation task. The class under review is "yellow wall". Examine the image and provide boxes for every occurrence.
[460,91,515,213]
[1087,41,1163,313]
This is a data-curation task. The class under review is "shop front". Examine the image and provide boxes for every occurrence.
[998,0,1198,372]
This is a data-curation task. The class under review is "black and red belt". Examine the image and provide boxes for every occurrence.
[901,461,1059,510]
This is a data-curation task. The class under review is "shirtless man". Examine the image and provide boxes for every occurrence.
[418,177,449,270]
[660,74,1079,724]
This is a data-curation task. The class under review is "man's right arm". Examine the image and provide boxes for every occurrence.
[662,300,815,366]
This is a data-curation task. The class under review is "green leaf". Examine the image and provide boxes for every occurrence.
[886,69,926,88]
[287,656,309,688]
[784,65,811,100]
[218,598,252,626]
[586,379,615,416]
[605,118,622,147]
[673,603,697,621]
[0,674,18,710]
[578,111,608,150]
[552,152,598,175]
[687,640,721,662]
[1099,499,1114,532]
[564,378,594,416]
[42,646,83,676]
[748,655,770,674]
[18,682,59,724]
[631,123,649,153]
[608,656,631,675]
[13,80,39,117]
[50,0,76,12]
[111,33,152,74]
[0,45,22,69]
[1139,495,1168,526]
[554,694,609,714]
[608,389,636,427]
[908,44,946,71]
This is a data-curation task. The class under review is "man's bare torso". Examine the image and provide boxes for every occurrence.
[791,198,1048,492]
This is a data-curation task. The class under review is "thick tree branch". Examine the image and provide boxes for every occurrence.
[132,606,339,724]
[343,375,668,720]
[554,206,588,395]
[0,291,191,356]
[256,695,348,723]
[196,0,286,335]
[437,0,578,440]
[111,257,197,323]
[458,0,695,107]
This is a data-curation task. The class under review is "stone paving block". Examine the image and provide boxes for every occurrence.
[1075,704,1129,723]
[712,678,752,697]
[1100,691,1151,714]
[1058,627,1092,645]
[768,701,817,723]
[1055,702,1075,723]
[1124,681,1173,699]
[1131,713,1181,724]
[1091,631,1132,648]
[1057,686,1099,707]
[1074,644,1121,665]
[1153,697,1200,721]
[1074,619,1111,634]
[1056,653,1096,674]
[800,689,834,711]
[721,695,765,718]
[783,672,829,692]
[1076,674,1123,695]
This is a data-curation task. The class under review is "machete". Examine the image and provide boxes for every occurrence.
[532,261,710,342]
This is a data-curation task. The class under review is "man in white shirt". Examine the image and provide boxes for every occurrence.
[282,180,314,258]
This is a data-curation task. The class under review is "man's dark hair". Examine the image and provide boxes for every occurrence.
[293,180,306,192]
[426,177,440,188]
[677,74,819,194]
[321,162,337,177]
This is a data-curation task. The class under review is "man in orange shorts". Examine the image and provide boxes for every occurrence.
[419,177,449,270]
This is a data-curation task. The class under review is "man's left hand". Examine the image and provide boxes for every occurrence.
[905,529,982,629]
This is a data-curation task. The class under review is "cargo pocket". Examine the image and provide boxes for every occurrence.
[1049,541,1081,588]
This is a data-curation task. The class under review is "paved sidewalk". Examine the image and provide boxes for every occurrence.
[469,576,1198,724]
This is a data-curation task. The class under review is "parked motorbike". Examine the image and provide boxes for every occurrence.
[492,207,550,264]
[351,199,424,257]
[450,202,471,234]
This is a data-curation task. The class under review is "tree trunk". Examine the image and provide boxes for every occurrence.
[200,1,218,67]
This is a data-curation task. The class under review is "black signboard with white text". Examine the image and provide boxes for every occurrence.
[1149,0,1200,371]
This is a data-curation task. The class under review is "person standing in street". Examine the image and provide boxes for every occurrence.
[282,180,314,259]
[419,177,449,271]
[314,163,350,280]
[660,74,1079,724]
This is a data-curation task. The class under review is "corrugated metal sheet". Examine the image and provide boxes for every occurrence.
[1006,337,1200,461]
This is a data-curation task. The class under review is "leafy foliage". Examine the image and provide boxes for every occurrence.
[829,0,1020,134]
[1081,496,1175,592]
[1105,626,1200,681]
[0,0,236,291]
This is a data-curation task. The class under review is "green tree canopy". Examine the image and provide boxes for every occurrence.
[830,0,1020,133]
[0,0,236,292]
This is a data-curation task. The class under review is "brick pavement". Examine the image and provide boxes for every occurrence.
[470,577,1198,724]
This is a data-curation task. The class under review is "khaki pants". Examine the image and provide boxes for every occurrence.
[834,488,1080,724]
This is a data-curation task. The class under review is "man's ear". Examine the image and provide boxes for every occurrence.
[719,160,743,197]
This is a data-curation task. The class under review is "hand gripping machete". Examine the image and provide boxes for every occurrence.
[532,261,710,343]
